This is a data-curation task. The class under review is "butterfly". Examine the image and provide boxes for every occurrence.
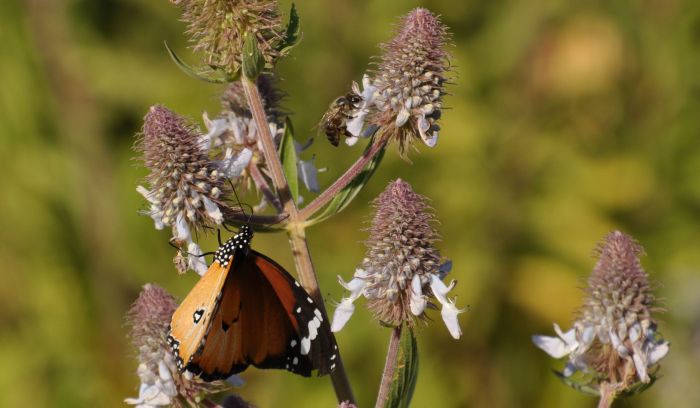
[167,224,338,380]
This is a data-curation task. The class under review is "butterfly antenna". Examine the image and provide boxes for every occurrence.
[168,240,215,258]
[228,179,255,225]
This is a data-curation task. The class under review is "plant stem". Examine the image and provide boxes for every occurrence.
[375,325,402,408]
[299,137,387,221]
[241,77,355,404]
[202,399,223,408]
[241,77,294,210]
[223,210,287,226]
[598,382,618,408]
[249,160,283,212]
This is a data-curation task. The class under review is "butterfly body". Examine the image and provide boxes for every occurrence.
[167,225,338,380]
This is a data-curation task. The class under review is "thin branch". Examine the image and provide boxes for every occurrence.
[299,138,387,221]
[598,382,618,408]
[375,325,402,408]
[241,78,295,210]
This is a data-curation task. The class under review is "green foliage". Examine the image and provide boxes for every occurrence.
[242,34,265,80]
[277,3,302,56]
[279,117,299,203]
[308,137,385,225]
[385,327,419,408]
[2,1,700,407]
[165,42,238,83]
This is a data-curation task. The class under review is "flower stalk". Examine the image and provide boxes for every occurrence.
[598,382,618,408]
[374,326,402,408]
[298,137,388,221]
[240,75,356,404]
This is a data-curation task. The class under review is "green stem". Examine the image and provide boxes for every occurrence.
[374,326,402,408]
[598,382,618,408]
[241,77,355,404]
[298,137,387,221]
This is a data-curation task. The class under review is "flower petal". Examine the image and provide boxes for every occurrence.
[202,196,223,224]
[532,326,578,359]
[173,213,191,241]
[440,300,462,339]
[221,147,253,179]
[633,350,649,382]
[202,113,229,149]
[226,374,246,388]
[187,242,208,276]
[157,360,178,397]
[429,275,463,339]
[331,298,356,332]
[395,108,410,127]
[562,362,578,377]
[437,259,453,279]
[337,270,368,300]
[346,112,367,137]
[298,159,320,193]
[648,341,669,365]
[409,274,426,316]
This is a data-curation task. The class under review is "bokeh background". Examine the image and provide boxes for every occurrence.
[2,0,700,407]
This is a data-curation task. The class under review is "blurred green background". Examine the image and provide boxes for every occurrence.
[2,0,700,407]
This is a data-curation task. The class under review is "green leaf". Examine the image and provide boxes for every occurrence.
[620,375,658,397]
[553,371,601,397]
[242,34,264,80]
[164,42,235,83]
[279,117,299,203]
[277,3,301,55]
[385,327,419,408]
[308,138,385,225]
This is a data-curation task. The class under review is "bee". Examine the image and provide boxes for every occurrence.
[320,92,363,146]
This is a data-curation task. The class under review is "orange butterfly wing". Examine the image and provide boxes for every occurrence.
[167,260,230,372]
[184,250,338,380]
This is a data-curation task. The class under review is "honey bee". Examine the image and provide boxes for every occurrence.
[320,92,363,146]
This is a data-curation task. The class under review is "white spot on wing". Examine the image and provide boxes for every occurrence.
[300,337,311,355]
[308,316,321,341]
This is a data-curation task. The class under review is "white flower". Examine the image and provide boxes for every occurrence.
[345,75,378,145]
[298,159,320,193]
[187,241,209,276]
[201,112,230,149]
[533,320,669,383]
[428,274,463,339]
[220,147,253,179]
[331,269,369,332]
[136,186,165,230]
[125,357,178,407]
[331,261,464,339]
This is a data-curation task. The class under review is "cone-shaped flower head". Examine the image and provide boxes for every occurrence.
[331,179,463,339]
[136,105,227,274]
[125,284,228,407]
[172,0,283,75]
[353,8,450,154]
[533,231,669,394]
